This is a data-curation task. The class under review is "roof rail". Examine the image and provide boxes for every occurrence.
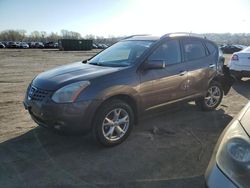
[122,34,150,40]
[160,32,206,39]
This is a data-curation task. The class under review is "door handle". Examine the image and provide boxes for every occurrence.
[209,64,216,68]
[179,70,187,76]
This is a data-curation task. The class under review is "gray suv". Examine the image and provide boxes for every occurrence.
[24,33,232,146]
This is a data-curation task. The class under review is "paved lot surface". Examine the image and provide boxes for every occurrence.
[0,49,249,187]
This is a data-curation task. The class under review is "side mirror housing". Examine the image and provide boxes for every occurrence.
[82,58,90,64]
[143,60,166,70]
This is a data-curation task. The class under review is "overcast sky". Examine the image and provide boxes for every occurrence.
[0,0,250,37]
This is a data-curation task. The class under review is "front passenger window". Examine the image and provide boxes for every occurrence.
[148,40,181,65]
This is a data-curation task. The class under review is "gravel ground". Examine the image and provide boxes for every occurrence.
[0,49,249,188]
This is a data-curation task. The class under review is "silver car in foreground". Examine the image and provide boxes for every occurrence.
[205,101,250,188]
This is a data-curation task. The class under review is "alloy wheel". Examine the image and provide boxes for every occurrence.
[205,86,221,108]
[102,108,130,141]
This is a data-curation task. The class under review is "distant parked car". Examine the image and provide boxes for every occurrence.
[44,42,56,48]
[220,45,243,54]
[205,101,250,188]
[92,43,98,49]
[44,42,58,48]
[97,43,104,49]
[102,44,109,48]
[228,46,250,80]
[234,44,247,50]
[54,42,59,48]
[19,42,29,48]
[97,43,108,49]
[35,42,44,48]
[0,42,5,48]
[28,42,36,48]
[7,41,20,48]
[1,41,8,46]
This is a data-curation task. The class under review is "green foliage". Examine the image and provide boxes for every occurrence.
[61,30,81,40]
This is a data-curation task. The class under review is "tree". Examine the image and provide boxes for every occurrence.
[0,30,26,41]
[47,32,60,42]
[30,31,41,41]
[61,30,82,39]
[84,34,95,39]
[40,31,47,42]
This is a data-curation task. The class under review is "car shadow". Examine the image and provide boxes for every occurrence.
[0,103,233,188]
[232,78,250,100]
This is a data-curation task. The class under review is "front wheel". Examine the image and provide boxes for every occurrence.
[195,82,223,111]
[93,99,134,146]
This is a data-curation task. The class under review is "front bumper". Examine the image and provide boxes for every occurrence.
[23,96,100,133]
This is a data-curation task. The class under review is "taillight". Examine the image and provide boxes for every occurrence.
[231,54,239,61]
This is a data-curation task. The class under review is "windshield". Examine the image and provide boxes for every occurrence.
[88,40,154,67]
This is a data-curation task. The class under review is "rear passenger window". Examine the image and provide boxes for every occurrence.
[205,42,217,54]
[183,40,206,61]
[148,40,181,65]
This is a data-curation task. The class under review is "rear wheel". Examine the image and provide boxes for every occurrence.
[196,82,223,111]
[93,99,134,146]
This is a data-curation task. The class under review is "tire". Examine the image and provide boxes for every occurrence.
[195,82,223,111]
[93,99,134,146]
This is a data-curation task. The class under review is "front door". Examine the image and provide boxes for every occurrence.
[139,39,188,110]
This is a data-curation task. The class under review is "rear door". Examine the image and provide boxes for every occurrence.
[139,39,188,110]
[181,38,217,96]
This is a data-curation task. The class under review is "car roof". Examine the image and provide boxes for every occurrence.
[243,46,250,51]
[125,36,160,41]
[123,33,208,42]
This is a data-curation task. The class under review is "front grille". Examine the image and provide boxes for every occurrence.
[28,86,49,101]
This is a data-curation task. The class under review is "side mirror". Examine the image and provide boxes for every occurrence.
[143,60,166,70]
[82,59,89,64]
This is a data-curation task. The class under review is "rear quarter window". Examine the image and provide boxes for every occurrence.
[205,41,217,54]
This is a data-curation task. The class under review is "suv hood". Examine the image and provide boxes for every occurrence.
[32,62,121,90]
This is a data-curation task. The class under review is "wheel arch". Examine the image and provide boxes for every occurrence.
[209,66,234,95]
[93,94,139,125]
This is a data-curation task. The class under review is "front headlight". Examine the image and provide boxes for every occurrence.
[52,81,90,103]
[216,120,250,187]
